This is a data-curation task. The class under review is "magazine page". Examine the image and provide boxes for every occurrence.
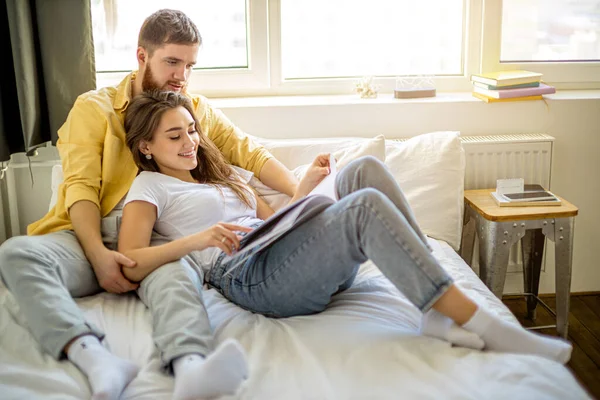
[307,154,338,200]
[222,156,338,273]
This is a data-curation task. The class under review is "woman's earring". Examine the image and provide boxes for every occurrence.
[145,154,152,160]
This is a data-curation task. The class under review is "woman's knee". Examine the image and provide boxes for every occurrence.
[351,187,389,208]
[345,155,386,175]
[340,188,396,235]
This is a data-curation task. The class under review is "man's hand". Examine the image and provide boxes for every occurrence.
[89,248,138,293]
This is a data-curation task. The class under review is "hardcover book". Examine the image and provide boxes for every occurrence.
[473,81,540,90]
[473,83,555,99]
[471,70,543,87]
[472,93,543,103]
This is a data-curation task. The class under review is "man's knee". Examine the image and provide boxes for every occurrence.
[0,236,39,285]
[0,235,35,267]
[0,233,77,283]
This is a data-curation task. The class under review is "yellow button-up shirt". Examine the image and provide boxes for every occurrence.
[28,72,273,235]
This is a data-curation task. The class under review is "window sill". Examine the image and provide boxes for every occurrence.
[207,90,600,109]
[205,89,600,140]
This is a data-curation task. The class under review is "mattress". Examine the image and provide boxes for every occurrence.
[0,238,588,399]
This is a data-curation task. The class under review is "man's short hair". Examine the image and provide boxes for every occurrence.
[138,9,202,55]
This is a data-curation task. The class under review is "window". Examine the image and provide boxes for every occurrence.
[91,0,600,97]
[280,0,464,79]
[501,0,600,62]
[91,0,248,72]
[482,0,600,86]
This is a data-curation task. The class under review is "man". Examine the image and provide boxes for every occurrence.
[0,9,297,400]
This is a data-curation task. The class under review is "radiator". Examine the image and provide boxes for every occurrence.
[460,133,555,273]
[461,133,553,190]
[0,134,554,248]
[0,146,60,240]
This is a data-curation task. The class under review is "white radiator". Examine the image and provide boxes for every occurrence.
[0,134,554,246]
[0,146,60,240]
[461,133,553,190]
[460,133,555,273]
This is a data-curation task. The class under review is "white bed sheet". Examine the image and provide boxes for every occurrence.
[0,238,589,400]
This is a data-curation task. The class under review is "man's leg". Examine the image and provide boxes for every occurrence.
[137,254,248,399]
[0,231,103,358]
[0,231,139,397]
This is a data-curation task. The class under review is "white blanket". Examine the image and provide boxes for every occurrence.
[0,239,588,399]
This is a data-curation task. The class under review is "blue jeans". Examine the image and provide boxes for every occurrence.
[207,156,453,317]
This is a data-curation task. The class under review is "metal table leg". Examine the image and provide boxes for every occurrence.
[460,205,476,266]
[477,217,524,299]
[551,217,574,339]
[521,228,545,320]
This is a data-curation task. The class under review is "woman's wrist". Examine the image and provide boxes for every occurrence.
[288,190,306,205]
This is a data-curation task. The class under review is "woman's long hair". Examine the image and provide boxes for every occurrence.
[125,90,254,208]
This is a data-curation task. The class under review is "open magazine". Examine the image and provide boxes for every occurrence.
[223,155,338,275]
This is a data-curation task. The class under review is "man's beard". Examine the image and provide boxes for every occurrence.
[141,64,163,92]
[141,64,185,92]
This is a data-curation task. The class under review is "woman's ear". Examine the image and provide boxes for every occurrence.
[138,140,151,156]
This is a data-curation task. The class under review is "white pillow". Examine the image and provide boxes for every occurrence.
[385,131,465,250]
[253,135,385,170]
[250,135,386,210]
[48,136,387,212]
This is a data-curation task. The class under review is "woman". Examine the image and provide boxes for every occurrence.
[120,90,572,399]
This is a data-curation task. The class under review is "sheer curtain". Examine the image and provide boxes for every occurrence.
[0,0,96,162]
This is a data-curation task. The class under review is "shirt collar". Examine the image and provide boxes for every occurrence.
[113,71,137,112]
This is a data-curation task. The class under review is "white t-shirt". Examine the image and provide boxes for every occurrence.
[124,167,262,272]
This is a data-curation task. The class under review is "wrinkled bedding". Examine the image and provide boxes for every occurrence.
[0,238,588,399]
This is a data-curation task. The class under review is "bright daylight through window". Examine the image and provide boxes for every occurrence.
[280,0,464,79]
[501,0,600,62]
[91,0,247,72]
[90,0,600,94]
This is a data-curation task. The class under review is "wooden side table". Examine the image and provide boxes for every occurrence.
[460,189,578,338]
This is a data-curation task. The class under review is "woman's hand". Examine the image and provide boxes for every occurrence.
[193,223,254,255]
[295,153,332,198]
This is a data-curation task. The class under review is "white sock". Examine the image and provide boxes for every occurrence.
[420,309,485,350]
[67,335,139,400]
[462,306,572,364]
[173,339,249,400]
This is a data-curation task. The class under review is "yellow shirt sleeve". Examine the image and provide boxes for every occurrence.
[56,95,106,213]
[200,99,273,177]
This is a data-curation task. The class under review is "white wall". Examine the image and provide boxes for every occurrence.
[3,91,599,294]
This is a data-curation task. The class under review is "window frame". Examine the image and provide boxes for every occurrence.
[94,0,600,97]
[480,0,600,90]
[97,0,271,95]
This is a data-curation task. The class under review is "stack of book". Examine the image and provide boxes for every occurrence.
[471,70,556,103]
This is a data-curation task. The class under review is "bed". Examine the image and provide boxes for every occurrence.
[0,132,589,399]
